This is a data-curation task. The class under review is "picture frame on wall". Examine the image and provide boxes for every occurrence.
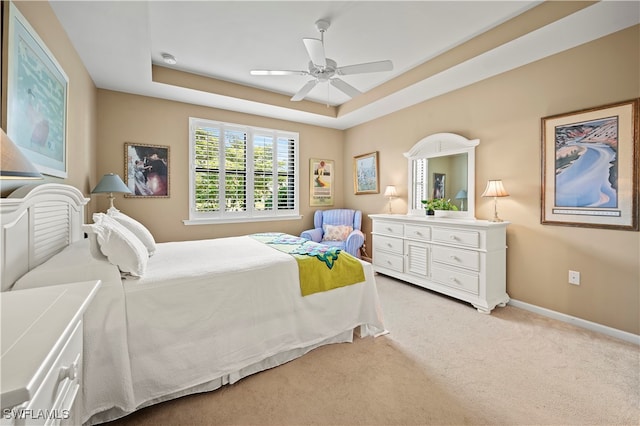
[125,143,170,198]
[541,98,639,231]
[7,2,69,178]
[309,158,334,206]
[353,151,380,195]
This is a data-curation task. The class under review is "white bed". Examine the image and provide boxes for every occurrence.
[0,183,386,425]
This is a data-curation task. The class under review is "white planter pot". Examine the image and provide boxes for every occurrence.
[434,210,449,217]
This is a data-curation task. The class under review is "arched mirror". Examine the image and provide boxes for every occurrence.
[404,133,479,219]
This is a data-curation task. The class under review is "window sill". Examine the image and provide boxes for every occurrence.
[183,215,303,225]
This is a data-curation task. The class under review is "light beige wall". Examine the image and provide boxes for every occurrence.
[96,90,344,242]
[344,26,640,335]
[1,1,97,199]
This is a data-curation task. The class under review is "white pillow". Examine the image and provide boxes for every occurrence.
[13,239,122,291]
[107,208,156,255]
[322,224,353,242]
[88,213,148,277]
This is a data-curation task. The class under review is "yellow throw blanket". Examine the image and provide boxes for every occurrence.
[250,233,365,296]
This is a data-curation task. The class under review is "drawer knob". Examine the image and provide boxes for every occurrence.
[386,227,393,231]
[449,277,459,284]
[386,243,392,247]
[449,235,459,240]
[59,361,78,381]
[449,255,459,261]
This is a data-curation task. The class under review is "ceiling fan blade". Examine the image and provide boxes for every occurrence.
[250,69,308,76]
[303,38,326,68]
[291,80,318,101]
[330,78,362,98]
[336,60,393,75]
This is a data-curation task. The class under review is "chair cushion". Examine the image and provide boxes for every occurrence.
[322,224,353,241]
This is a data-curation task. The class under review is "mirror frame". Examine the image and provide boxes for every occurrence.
[404,133,479,219]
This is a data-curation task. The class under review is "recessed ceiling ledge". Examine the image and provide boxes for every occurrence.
[151,65,337,118]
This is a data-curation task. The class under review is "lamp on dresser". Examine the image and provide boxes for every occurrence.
[481,179,509,222]
[383,185,398,213]
[91,173,131,210]
[455,189,467,211]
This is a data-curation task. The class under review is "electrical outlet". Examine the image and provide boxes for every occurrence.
[568,270,580,285]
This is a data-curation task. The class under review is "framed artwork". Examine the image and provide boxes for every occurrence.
[7,3,68,178]
[309,158,334,206]
[353,151,380,195]
[433,173,446,199]
[125,143,170,198]
[541,99,639,231]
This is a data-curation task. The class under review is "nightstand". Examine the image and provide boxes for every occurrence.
[1,280,101,425]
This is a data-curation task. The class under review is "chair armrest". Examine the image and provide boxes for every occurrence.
[300,228,323,242]
[345,230,365,258]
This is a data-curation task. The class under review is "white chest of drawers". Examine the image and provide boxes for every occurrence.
[370,214,509,313]
[1,281,101,426]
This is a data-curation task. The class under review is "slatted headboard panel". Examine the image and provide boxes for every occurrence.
[0,183,88,291]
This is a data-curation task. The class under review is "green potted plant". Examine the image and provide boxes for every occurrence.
[421,198,459,216]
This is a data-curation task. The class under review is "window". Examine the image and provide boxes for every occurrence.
[187,117,299,223]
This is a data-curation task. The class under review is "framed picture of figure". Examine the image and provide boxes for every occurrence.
[124,143,170,197]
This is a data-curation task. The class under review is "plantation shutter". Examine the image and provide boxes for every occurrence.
[194,126,220,212]
[413,158,427,211]
[189,118,299,222]
[277,137,296,212]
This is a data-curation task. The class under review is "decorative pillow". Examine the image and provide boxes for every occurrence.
[107,208,156,256]
[322,224,353,242]
[88,213,148,277]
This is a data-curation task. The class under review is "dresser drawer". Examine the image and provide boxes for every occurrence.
[373,251,404,273]
[432,246,479,271]
[404,224,430,241]
[373,235,403,254]
[431,265,479,295]
[373,221,404,237]
[432,227,480,248]
[25,321,83,424]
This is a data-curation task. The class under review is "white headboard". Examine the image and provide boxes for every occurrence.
[0,183,88,291]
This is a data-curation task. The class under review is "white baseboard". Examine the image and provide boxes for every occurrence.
[508,299,639,346]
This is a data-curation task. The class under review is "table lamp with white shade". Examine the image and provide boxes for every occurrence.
[383,185,398,214]
[481,179,509,222]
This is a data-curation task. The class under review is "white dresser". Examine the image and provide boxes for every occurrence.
[370,214,509,313]
[1,281,101,426]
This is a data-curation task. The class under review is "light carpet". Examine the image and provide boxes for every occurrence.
[106,274,639,425]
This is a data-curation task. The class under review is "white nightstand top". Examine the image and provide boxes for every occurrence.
[1,280,101,410]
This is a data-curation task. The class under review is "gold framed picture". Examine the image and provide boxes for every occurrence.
[353,151,379,195]
[541,99,638,231]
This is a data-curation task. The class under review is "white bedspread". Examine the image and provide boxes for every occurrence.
[123,236,384,407]
[14,236,385,424]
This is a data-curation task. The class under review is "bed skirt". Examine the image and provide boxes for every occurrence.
[86,328,360,425]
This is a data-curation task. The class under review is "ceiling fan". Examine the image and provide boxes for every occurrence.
[250,19,393,102]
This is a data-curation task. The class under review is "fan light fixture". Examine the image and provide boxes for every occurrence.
[250,19,393,102]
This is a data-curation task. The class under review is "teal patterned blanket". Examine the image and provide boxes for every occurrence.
[250,233,365,296]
